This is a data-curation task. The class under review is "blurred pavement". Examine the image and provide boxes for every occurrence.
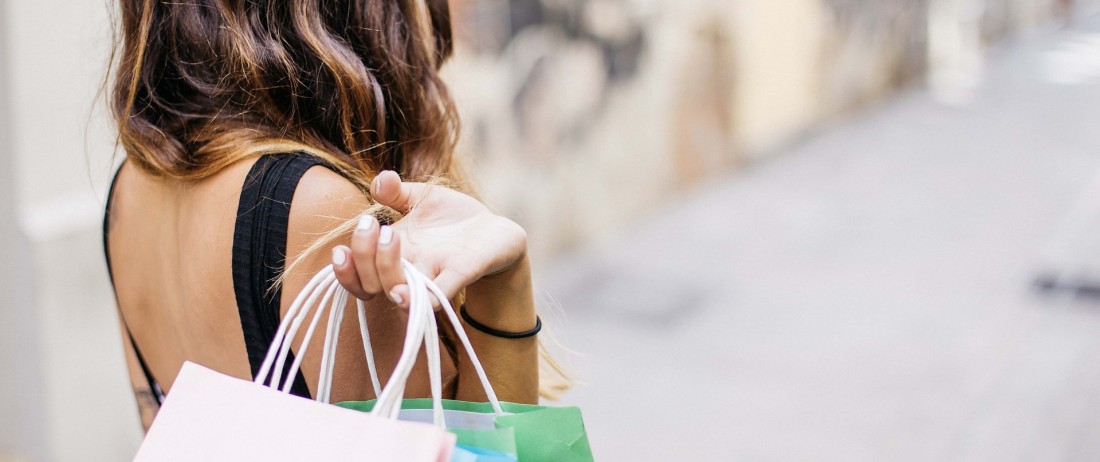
[542,15,1100,461]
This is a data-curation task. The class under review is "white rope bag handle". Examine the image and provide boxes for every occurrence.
[371,260,506,419]
[370,261,437,422]
[252,258,506,425]
[254,266,381,400]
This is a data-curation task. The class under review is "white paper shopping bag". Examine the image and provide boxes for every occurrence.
[134,361,455,462]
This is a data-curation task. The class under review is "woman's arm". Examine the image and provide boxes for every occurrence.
[457,256,540,403]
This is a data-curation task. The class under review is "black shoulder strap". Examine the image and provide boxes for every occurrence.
[103,160,164,406]
[234,153,329,399]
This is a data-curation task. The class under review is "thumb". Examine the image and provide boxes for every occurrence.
[371,170,429,213]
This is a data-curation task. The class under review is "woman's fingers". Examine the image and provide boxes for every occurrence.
[331,214,385,301]
[371,170,429,214]
[331,245,370,299]
[348,215,383,298]
[335,241,465,311]
[332,217,411,307]
[374,225,408,307]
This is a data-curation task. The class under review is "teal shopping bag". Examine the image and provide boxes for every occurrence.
[452,445,517,462]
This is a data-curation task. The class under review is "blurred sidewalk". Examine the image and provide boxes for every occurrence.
[543,13,1100,461]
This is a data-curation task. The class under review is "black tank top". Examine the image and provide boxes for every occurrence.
[104,153,329,404]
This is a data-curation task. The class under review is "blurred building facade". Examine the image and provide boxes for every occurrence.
[0,1,1060,460]
[443,0,1054,260]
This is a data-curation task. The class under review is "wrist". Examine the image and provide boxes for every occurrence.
[461,305,542,339]
[464,254,538,333]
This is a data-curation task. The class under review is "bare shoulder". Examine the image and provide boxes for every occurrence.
[290,165,371,230]
[284,165,369,278]
[279,165,376,395]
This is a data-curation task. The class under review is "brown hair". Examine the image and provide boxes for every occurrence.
[111,0,463,190]
[109,0,570,399]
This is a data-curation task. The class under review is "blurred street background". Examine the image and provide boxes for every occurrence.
[547,7,1100,459]
[5,0,1100,460]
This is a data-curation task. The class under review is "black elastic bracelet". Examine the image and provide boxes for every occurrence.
[459,304,541,339]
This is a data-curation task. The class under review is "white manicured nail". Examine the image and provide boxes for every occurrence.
[331,248,346,266]
[389,288,404,305]
[357,215,373,232]
[378,226,393,245]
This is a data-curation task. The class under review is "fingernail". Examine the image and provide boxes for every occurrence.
[372,176,382,195]
[389,287,404,305]
[331,248,346,266]
[356,215,373,233]
[378,226,393,245]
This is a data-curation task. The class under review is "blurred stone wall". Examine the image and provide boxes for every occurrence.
[442,0,1054,261]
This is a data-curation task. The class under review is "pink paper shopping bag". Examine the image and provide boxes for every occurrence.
[134,361,455,461]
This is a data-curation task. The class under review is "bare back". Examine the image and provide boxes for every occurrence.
[106,155,458,427]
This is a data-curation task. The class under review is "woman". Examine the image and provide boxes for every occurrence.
[104,0,552,431]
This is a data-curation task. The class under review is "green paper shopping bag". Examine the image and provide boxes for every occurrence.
[337,398,592,461]
[336,261,593,462]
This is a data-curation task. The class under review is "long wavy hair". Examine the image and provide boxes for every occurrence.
[112,0,464,191]
[109,0,569,398]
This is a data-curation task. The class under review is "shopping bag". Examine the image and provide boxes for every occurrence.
[133,265,457,461]
[396,407,519,456]
[452,445,518,462]
[338,261,595,462]
[339,399,591,462]
[134,362,455,461]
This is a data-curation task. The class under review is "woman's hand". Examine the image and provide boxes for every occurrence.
[330,170,529,308]
[331,171,540,404]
